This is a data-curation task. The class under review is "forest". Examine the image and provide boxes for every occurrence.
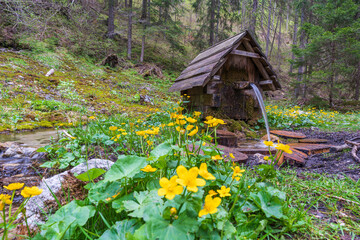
[0,0,360,239]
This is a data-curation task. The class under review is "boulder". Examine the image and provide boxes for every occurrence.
[23,159,114,229]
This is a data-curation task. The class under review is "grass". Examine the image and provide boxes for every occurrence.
[275,169,360,239]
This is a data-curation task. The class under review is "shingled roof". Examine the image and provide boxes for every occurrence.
[169,30,281,92]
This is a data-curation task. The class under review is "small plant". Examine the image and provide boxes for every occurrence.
[57,80,81,102]
[1,183,43,239]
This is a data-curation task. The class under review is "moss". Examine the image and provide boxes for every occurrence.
[16,124,35,130]
[37,120,54,128]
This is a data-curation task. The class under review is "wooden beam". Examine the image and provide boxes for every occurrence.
[230,49,260,58]
[259,80,276,91]
[242,40,270,81]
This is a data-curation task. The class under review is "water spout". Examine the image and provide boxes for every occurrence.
[250,83,270,142]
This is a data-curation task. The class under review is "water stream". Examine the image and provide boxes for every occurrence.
[250,83,271,142]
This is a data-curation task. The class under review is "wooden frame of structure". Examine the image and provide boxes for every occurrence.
[169,30,281,120]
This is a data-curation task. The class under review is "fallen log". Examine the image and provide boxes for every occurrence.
[345,140,360,163]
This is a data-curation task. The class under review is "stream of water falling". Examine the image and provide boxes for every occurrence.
[250,83,270,142]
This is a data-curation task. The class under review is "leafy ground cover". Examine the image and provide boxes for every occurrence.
[260,103,360,132]
[0,49,177,132]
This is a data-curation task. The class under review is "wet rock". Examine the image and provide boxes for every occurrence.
[2,143,36,158]
[254,153,269,164]
[24,159,114,229]
[140,95,153,105]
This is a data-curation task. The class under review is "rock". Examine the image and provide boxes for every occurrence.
[2,143,36,158]
[261,134,280,142]
[45,69,55,77]
[0,142,13,152]
[140,95,153,105]
[254,153,270,164]
[23,159,114,229]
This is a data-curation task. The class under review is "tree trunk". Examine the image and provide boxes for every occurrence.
[209,0,216,46]
[295,8,305,99]
[329,42,336,107]
[249,0,258,36]
[269,12,279,59]
[107,0,115,38]
[289,10,298,74]
[354,61,360,100]
[286,2,290,33]
[260,0,265,29]
[277,6,282,71]
[127,0,132,60]
[265,0,272,57]
[215,0,220,43]
[140,0,147,62]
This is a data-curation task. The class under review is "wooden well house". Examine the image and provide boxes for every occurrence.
[169,30,281,120]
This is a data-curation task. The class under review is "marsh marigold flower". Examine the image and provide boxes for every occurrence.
[20,186,43,198]
[208,190,218,196]
[176,165,206,192]
[158,176,183,200]
[141,165,157,172]
[186,125,194,131]
[263,141,274,147]
[198,195,221,217]
[188,126,198,136]
[170,207,177,215]
[217,186,231,197]
[3,183,24,191]
[211,155,223,161]
[193,111,201,117]
[231,166,245,181]
[199,163,216,180]
[109,126,118,131]
[185,117,197,123]
[229,153,235,159]
[89,116,96,120]
[275,143,293,154]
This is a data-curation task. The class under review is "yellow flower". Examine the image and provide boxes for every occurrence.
[20,186,43,198]
[176,165,206,192]
[146,140,153,146]
[122,132,128,136]
[217,186,231,197]
[264,156,269,160]
[205,116,213,121]
[186,125,194,131]
[168,122,175,126]
[208,190,218,196]
[158,176,184,200]
[211,155,223,160]
[3,183,24,191]
[198,195,221,217]
[170,207,177,215]
[0,194,12,204]
[231,166,245,181]
[141,165,157,172]
[193,111,201,117]
[199,163,216,180]
[185,117,197,123]
[263,141,274,147]
[188,126,198,136]
[89,116,96,120]
[109,126,118,131]
[229,153,235,159]
[275,143,293,154]
[0,202,4,211]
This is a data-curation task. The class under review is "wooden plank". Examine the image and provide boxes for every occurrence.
[169,73,210,92]
[187,86,204,95]
[233,82,250,89]
[206,80,221,94]
[230,49,261,58]
[180,49,229,76]
[287,143,333,155]
[259,80,276,91]
[299,139,328,144]
[189,32,246,65]
[242,40,271,81]
[270,130,307,139]
[176,62,216,81]
[276,148,307,166]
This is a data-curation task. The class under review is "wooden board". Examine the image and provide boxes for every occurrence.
[230,49,261,58]
[270,130,307,139]
[189,32,246,65]
[299,138,328,143]
[176,62,216,81]
[216,130,238,147]
[287,143,333,155]
[169,73,210,92]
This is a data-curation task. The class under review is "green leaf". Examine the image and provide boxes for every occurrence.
[98,219,140,240]
[104,155,146,182]
[75,168,106,182]
[123,190,163,219]
[143,213,199,240]
[88,181,122,203]
[250,190,285,219]
[39,200,96,240]
[147,140,173,162]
